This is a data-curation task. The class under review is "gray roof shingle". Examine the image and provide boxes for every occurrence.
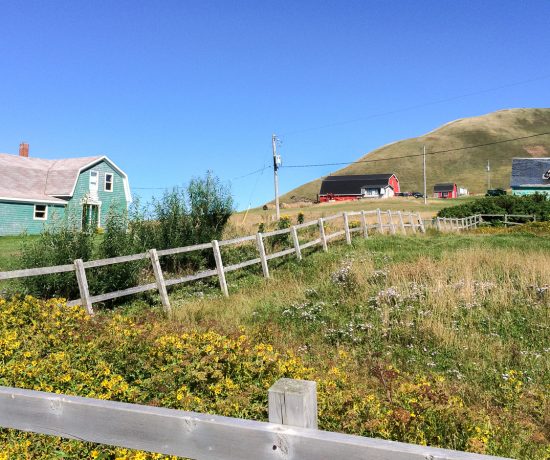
[510,158,550,188]
[0,153,102,203]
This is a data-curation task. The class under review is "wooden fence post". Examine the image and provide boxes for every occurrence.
[149,249,172,316]
[408,212,417,234]
[212,240,229,297]
[74,259,94,315]
[377,208,383,233]
[291,226,302,260]
[318,218,328,251]
[416,212,425,233]
[343,212,351,245]
[256,233,270,278]
[387,210,396,235]
[504,214,508,227]
[360,210,369,238]
[397,211,406,234]
[268,378,318,429]
[436,217,441,231]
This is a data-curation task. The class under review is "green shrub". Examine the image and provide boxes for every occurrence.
[20,225,94,300]
[90,207,146,298]
[437,194,550,222]
[270,215,291,249]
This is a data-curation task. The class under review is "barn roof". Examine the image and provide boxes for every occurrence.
[0,153,131,204]
[320,174,395,195]
[510,157,550,188]
[433,183,456,192]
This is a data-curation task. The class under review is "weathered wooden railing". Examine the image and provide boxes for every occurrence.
[435,214,535,232]
[0,209,425,315]
[0,380,509,460]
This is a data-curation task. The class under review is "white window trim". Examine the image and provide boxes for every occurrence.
[90,170,99,188]
[33,204,48,221]
[104,173,114,192]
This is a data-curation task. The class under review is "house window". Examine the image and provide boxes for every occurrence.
[104,173,113,192]
[33,204,48,220]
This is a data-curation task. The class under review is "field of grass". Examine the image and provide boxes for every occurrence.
[1,229,549,458]
[280,108,550,202]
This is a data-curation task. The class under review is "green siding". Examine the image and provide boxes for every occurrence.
[69,161,129,228]
[511,187,550,196]
[0,202,66,236]
[0,159,129,236]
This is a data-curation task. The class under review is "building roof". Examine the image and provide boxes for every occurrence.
[510,157,550,188]
[0,153,131,204]
[319,174,395,195]
[433,183,456,192]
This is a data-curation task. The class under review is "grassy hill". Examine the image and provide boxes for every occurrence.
[281,108,550,202]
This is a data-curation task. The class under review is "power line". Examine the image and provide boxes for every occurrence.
[281,131,550,169]
[281,74,550,137]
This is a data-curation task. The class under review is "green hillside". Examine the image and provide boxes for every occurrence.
[281,108,550,202]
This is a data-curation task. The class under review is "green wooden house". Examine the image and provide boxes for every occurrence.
[0,144,131,236]
[510,158,550,196]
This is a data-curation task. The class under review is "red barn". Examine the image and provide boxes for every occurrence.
[433,183,458,199]
[318,174,400,202]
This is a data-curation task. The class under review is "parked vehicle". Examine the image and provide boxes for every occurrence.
[412,192,424,198]
[486,188,507,196]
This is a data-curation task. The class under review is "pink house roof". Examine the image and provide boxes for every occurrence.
[0,153,103,204]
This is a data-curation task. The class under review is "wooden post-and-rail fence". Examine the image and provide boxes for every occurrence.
[435,214,535,232]
[0,209,426,316]
[0,380,510,460]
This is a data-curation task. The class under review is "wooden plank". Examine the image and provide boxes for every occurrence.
[387,210,396,235]
[295,219,318,229]
[0,263,75,281]
[265,248,296,261]
[256,233,270,278]
[349,227,362,233]
[397,211,406,234]
[325,230,346,241]
[212,240,229,297]
[360,210,368,238]
[318,218,328,252]
[343,212,352,244]
[224,258,262,272]
[322,214,341,222]
[0,386,511,460]
[416,213,425,233]
[291,226,302,260]
[89,283,157,303]
[66,298,82,307]
[299,238,321,250]
[218,235,256,246]
[262,227,292,238]
[156,242,213,257]
[268,378,318,429]
[74,259,94,315]
[149,249,172,316]
[164,269,218,286]
[409,213,417,234]
[82,252,149,269]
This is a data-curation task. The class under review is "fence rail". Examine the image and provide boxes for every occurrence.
[0,381,509,460]
[0,208,427,315]
[435,214,535,232]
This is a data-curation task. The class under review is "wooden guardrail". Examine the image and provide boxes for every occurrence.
[435,214,535,232]
[0,209,425,315]
[0,380,510,460]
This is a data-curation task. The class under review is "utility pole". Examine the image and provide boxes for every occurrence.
[486,160,491,190]
[272,134,280,220]
[423,145,427,205]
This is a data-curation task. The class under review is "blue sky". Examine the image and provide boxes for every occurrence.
[1,1,549,210]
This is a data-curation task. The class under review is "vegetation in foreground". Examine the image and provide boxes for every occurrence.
[1,231,549,459]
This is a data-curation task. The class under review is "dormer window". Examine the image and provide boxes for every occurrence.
[33,204,47,220]
[104,173,113,192]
